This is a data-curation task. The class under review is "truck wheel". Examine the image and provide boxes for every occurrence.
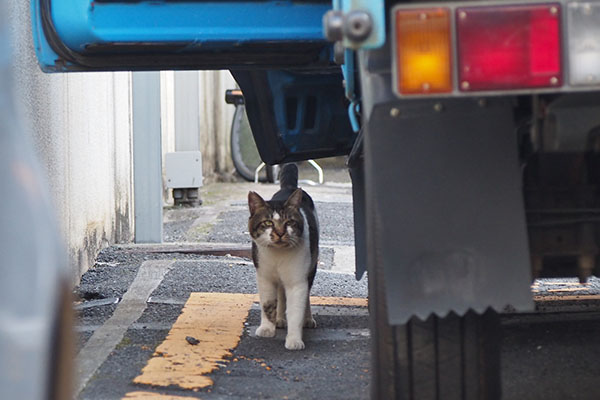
[369,259,501,400]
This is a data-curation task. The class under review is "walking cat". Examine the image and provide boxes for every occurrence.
[247,164,318,350]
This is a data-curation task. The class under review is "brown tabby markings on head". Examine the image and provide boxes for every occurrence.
[248,190,305,248]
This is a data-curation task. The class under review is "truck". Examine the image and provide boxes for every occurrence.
[31,0,600,398]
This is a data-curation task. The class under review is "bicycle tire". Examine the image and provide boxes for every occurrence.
[230,104,273,182]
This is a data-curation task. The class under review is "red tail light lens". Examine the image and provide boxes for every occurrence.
[456,4,562,92]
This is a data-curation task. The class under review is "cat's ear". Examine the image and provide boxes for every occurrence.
[248,191,266,215]
[284,188,303,209]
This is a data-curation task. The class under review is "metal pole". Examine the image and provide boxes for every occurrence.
[133,72,163,243]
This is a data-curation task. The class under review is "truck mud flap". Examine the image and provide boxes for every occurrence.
[364,97,533,324]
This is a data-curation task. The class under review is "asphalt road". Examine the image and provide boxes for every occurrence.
[74,175,600,400]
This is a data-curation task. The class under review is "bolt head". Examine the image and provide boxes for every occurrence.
[344,10,373,43]
[333,41,346,65]
[323,10,344,42]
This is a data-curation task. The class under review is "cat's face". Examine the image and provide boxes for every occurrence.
[248,190,304,248]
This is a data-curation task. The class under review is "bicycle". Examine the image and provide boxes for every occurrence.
[226,89,278,183]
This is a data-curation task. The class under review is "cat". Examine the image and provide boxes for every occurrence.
[247,163,319,350]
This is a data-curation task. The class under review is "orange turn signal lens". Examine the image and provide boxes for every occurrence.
[395,8,453,95]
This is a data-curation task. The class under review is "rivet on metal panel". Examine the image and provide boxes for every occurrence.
[550,76,559,85]
[334,42,346,65]
[323,10,345,42]
[344,10,373,43]
[390,107,400,117]
[478,98,487,108]
[550,6,558,15]
[461,81,470,90]
[433,103,444,112]
[459,11,467,20]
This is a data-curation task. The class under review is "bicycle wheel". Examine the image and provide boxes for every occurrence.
[230,104,275,182]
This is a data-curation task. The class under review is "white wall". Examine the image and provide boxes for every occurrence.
[7,2,237,279]
[161,70,237,204]
[8,1,134,279]
[198,70,238,179]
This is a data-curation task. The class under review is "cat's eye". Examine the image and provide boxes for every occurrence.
[262,221,274,227]
[285,221,296,227]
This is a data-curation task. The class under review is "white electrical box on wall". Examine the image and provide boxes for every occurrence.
[165,151,203,188]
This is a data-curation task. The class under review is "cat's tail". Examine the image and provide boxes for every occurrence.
[279,163,298,190]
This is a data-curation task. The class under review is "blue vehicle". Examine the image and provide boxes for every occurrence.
[31,0,600,398]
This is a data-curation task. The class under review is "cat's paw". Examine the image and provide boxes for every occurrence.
[303,318,317,329]
[285,337,305,351]
[255,325,276,338]
[276,318,287,328]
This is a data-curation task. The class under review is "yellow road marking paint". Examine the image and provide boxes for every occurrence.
[547,287,591,293]
[534,294,600,301]
[133,293,367,390]
[123,391,199,399]
[244,294,368,307]
[309,296,368,307]
[133,293,255,389]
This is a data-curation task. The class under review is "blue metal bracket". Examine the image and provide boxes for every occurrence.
[339,0,385,49]
[341,48,360,133]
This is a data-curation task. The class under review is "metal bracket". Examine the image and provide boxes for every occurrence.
[255,160,324,185]
[325,0,385,50]
[254,162,266,184]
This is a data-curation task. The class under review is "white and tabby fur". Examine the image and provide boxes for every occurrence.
[248,164,318,350]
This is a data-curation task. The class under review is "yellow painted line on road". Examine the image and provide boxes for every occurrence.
[534,294,600,301]
[547,287,591,293]
[132,292,367,391]
[310,296,368,307]
[133,293,256,390]
[246,294,368,307]
[123,391,199,399]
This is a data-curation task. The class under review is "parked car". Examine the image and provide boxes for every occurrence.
[1,5,71,398]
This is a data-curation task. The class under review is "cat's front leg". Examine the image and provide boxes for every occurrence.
[304,296,316,328]
[255,276,277,338]
[284,283,309,350]
[276,284,287,328]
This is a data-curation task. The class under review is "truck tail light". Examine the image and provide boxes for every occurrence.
[456,4,562,92]
[394,8,452,95]
[567,2,600,85]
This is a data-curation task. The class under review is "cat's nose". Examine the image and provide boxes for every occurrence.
[273,229,285,238]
